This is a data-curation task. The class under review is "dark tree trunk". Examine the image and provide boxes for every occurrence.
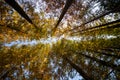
[104,70,114,80]
[54,0,74,30]
[63,56,93,80]
[4,0,38,29]
[102,47,120,52]
[80,53,120,72]
[72,21,120,34]
[70,5,120,32]
[87,49,120,59]
[0,66,16,79]
[78,19,120,33]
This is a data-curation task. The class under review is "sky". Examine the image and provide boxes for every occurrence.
[3,34,118,47]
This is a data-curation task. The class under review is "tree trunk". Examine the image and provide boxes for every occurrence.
[102,47,120,52]
[70,5,120,32]
[80,53,120,72]
[87,49,120,59]
[4,0,38,29]
[78,19,120,33]
[63,56,93,80]
[0,66,16,79]
[54,0,74,29]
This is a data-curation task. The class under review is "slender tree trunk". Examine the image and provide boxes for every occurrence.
[0,66,16,79]
[70,5,120,32]
[72,22,120,34]
[80,53,120,72]
[76,19,120,34]
[102,47,120,52]
[104,70,114,80]
[87,49,120,59]
[4,0,38,29]
[5,0,32,24]
[54,0,74,29]
[63,56,93,80]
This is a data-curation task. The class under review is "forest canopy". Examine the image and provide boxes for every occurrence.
[0,0,120,80]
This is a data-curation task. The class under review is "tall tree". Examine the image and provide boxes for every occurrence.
[4,0,38,29]
[63,56,93,80]
[54,0,74,30]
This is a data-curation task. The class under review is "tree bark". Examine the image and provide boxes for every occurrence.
[54,0,74,30]
[0,66,16,79]
[80,53,120,72]
[102,47,120,52]
[63,56,93,80]
[104,70,114,80]
[87,49,120,59]
[70,5,120,32]
[4,0,38,29]
[74,19,120,34]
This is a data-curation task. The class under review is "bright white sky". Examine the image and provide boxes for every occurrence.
[4,35,118,47]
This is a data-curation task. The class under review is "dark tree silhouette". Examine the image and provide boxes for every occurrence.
[63,56,93,80]
[0,66,16,79]
[86,49,120,59]
[54,0,74,31]
[73,19,120,34]
[4,0,38,28]
[98,0,120,12]
[80,53,120,72]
